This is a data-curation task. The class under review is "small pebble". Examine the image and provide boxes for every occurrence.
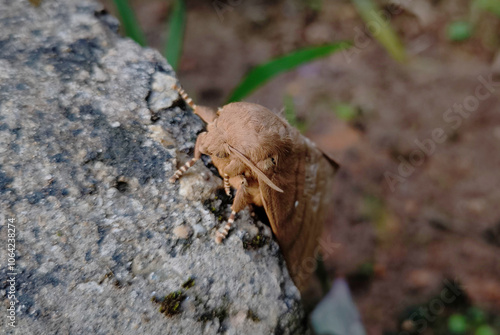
[173,225,192,239]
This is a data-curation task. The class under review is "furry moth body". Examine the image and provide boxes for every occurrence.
[169,84,339,290]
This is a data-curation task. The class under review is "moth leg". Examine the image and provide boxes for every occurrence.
[215,210,236,244]
[223,173,231,196]
[169,132,206,183]
[215,176,249,244]
[221,159,243,196]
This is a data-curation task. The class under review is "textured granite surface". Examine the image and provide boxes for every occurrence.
[0,0,306,333]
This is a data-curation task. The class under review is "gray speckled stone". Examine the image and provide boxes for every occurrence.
[0,0,306,334]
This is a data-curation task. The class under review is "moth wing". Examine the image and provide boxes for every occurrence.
[259,137,338,291]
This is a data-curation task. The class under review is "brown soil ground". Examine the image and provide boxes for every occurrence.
[101,0,500,333]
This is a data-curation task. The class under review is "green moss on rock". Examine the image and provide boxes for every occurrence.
[243,234,269,249]
[152,291,186,317]
[182,277,195,289]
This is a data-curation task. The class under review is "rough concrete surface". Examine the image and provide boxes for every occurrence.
[0,0,306,334]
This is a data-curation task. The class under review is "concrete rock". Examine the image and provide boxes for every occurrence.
[0,1,306,334]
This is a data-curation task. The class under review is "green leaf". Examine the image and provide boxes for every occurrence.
[351,0,406,62]
[283,95,307,133]
[165,0,186,71]
[284,95,298,126]
[227,42,351,103]
[467,307,486,325]
[334,103,358,121]
[475,325,497,335]
[305,0,323,11]
[473,0,500,17]
[448,314,468,334]
[113,0,147,46]
[447,21,473,41]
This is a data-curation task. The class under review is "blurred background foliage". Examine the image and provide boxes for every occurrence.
[100,0,500,334]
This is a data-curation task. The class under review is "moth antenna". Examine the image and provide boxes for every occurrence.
[173,84,196,110]
[227,145,284,193]
[173,84,218,123]
[215,210,236,244]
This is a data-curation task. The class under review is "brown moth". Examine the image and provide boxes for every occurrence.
[169,84,339,291]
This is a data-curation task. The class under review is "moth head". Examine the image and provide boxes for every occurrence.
[260,155,278,172]
[217,102,295,162]
[214,142,230,159]
[204,118,230,158]
[227,145,283,193]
